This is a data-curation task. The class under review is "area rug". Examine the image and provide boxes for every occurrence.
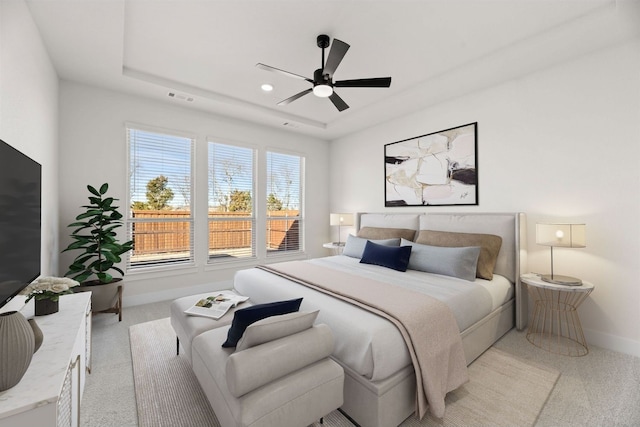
[130,318,559,427]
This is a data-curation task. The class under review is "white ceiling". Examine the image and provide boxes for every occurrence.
[25,0,639,140]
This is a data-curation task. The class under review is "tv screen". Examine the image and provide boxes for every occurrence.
[0,139,41,309]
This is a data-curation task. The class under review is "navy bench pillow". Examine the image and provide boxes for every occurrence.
[222,297,303,348]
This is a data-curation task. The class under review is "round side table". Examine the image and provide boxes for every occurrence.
[521,273,594,357]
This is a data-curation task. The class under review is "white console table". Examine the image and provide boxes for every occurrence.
[0,292,92,427]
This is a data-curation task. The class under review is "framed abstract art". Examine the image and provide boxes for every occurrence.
[384,122,478,207]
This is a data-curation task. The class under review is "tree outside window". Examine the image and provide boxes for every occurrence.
[208,142,255,261]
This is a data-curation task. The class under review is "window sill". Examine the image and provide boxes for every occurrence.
[125,263,199,281]
[264,252,308,263]
[204,252,308,271]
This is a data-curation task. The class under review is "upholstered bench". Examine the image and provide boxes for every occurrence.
[192,310,344,427]
[170,291,253,364]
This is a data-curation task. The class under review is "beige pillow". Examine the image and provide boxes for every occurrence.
[415,230,502,280]
[235,310,319,352]
[357,226,416,241]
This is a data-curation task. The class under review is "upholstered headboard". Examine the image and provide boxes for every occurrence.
[357,212,528,329]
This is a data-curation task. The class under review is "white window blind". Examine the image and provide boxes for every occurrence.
[127,128,194,269]
[208,142,256,262]
[266,151,303,256]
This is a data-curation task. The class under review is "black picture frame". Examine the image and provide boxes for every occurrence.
[384,122,478,207]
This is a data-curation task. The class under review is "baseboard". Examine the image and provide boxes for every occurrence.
[123,280,234,308]
[584,327,640,358]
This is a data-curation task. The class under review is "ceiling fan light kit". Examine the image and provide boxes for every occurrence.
[312,84,333,98]
[256,34,391,111]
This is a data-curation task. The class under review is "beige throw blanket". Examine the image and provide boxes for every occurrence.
[257,261,469,419]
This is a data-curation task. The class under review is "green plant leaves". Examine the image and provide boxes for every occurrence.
[88,185,101,197]
[63,183,132,284]
[96,272,113,283]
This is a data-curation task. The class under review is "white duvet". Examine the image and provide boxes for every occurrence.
[233,255,513,382]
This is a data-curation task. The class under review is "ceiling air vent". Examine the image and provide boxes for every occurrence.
[167,92,194,102]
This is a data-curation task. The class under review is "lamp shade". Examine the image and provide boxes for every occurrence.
[330,213,354,227]
[536,223,586,248]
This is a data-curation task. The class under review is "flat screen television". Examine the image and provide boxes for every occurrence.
[0,138,41,309]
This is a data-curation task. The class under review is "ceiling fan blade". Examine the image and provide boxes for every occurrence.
[323,39,350,77]
[329,91,349,112]
[277,88,313,106]
[335,77,392,88]
[256,63,313,83]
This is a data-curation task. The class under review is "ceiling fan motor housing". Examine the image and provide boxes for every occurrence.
[314,68,332,85]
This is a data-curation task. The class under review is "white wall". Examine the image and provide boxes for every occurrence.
[0,0,60,278]
[58,82,330,305]
[330,40,640,357]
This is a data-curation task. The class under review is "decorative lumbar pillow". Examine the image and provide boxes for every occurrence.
[222,298,303,348]
[342,234,400,259]
[402,239,481,282]
[414,230,502,280]
[357,227,416,242]
[360,240,412,272]
[235,310,319,352]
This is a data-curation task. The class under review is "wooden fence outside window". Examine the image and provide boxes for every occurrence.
[130,210,300,256]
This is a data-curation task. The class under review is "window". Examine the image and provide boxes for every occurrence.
[266,151,304,257]
[127,127,194,270]
[208,142,256,263]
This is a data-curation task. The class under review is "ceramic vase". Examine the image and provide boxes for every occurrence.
[0,311,36,391]
[29,318,44,352]
[35,298,59,316]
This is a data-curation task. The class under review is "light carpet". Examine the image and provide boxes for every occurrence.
[130,318,559,427]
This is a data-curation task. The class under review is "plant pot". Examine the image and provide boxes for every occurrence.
[0,311,36,391]
[34,298,59,316]
[74,278,123,321]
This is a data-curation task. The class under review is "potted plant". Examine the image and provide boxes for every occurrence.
[21,276,80,316]
[63,183,133,320]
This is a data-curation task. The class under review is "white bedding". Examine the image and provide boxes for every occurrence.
[233,255,513,382]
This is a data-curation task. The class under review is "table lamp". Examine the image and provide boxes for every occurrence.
[536,223,586,285]
[329,213,354,246]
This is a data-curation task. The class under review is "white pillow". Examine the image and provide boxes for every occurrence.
[342,234,400,258]
[235,310,319,352]
[402,238,481,282]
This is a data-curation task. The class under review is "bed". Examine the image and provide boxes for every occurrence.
[234,212,527,427]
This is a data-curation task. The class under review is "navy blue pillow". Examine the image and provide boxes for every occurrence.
[221,298,303,348]
[360,240,412,272]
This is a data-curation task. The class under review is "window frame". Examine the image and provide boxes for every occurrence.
[125,123,196,273]
[265,147,305,259]
[206,139,258,266]
[124,125,308,277]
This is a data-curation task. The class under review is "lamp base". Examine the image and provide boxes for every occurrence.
[540,274,583,286]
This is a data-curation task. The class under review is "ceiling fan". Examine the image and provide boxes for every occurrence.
[256,34,392,112]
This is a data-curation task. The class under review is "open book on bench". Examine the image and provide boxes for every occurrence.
[184,291,249,320]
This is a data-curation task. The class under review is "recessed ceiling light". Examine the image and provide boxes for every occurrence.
[261,83,274,92]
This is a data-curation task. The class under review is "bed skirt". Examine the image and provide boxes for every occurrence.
[336,299,514,427]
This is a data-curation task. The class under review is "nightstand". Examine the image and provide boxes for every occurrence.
[521,273,594,356]
[323,242,345,255]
